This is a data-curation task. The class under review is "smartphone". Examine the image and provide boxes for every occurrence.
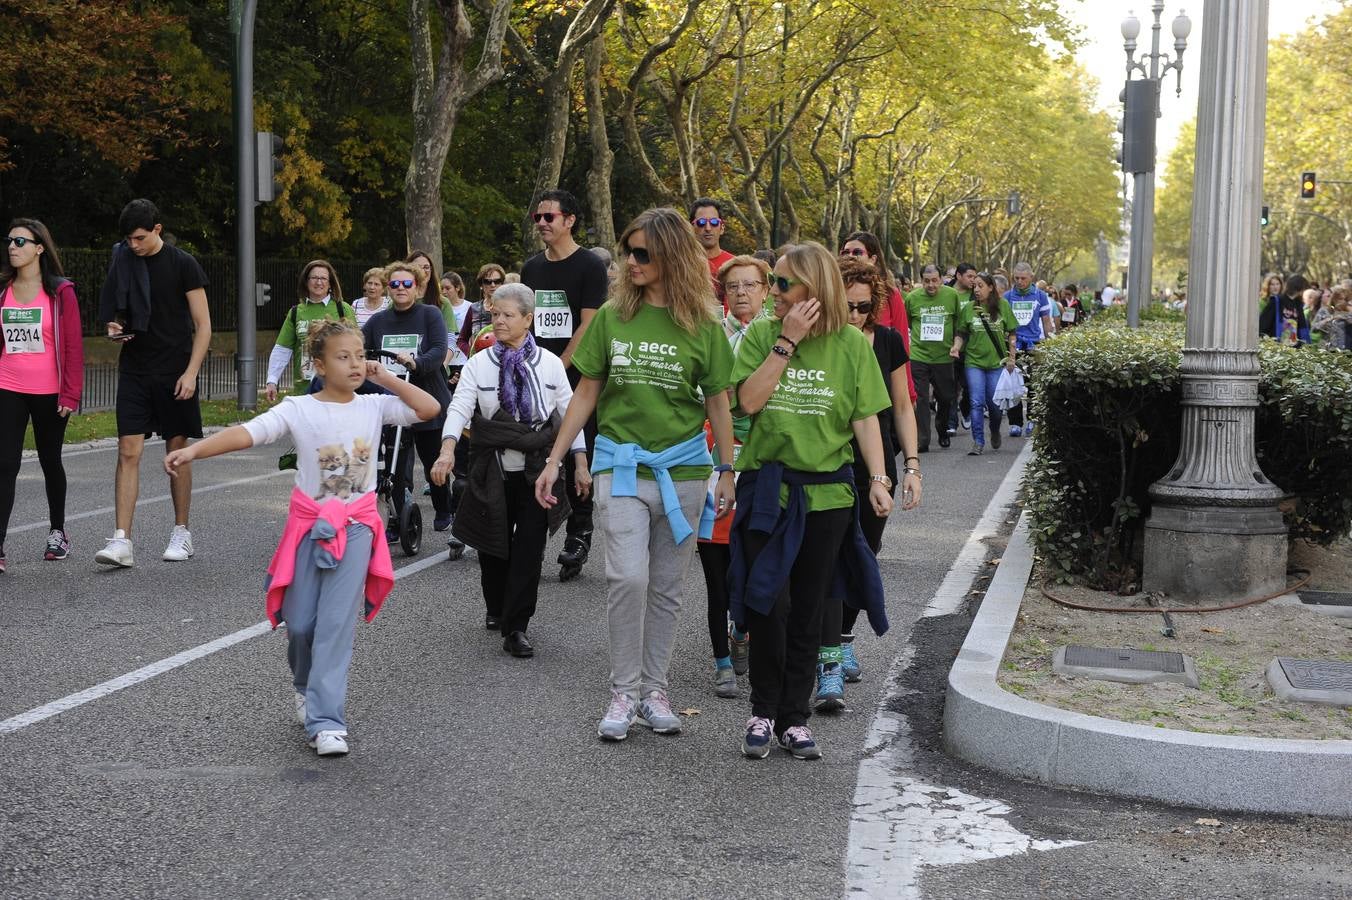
[106,333,135,343]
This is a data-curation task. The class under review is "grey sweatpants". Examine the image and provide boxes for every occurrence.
[595,473,707,701]
[282,523,373,737]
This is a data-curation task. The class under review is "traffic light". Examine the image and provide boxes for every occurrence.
[256,131,284,203]
[1301,171,1316,199]
[1260,205,1270,228]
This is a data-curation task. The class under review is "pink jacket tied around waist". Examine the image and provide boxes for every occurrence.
[265,488,394,627]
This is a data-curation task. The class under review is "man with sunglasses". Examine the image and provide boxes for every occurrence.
[690,198,735,307]
[520,189,609,578]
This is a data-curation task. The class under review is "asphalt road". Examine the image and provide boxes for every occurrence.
[1,430,1348,899]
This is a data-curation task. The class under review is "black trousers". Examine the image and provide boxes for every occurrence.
[836,483,892,638]
[390,427,451,519]
[697,542,731,659]
[1007,353,1035,428]
[742,507,852,731]
[910,360,956,447]
[478,472,550,635]
[562,368,595,539]
[0,389,69,549]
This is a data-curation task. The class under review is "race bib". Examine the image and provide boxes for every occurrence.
[1061,307,1076,324]
[381,333,420,376]
[534,290,573,340]
[920,313,945,343]
[2,307,44,355]
[1012,301,1035,326]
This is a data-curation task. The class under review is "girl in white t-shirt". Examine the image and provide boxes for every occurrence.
[165,320,439,757]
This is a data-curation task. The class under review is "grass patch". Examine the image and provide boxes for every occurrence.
[24,397,279,451]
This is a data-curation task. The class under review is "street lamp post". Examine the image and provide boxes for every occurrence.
[1121,3,1192,328]
[1142,0,1287,603]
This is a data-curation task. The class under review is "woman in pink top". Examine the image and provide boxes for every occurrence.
[0,219,84,574]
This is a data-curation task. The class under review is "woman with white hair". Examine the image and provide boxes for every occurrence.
[431,282,588,658]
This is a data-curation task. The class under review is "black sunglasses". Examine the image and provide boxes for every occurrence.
[847,301,874,313]
[692,217,723,228]
[532,212,565,224]
[623,245,652,266]
[388,279,415,289]
[5,236,39,248]
[771,274,801,292]
[479,277,503,286]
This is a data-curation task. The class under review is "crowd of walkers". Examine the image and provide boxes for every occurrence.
[1,194,1080,761]
[1258,271,1352,350]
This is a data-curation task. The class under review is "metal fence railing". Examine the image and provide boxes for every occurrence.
[60,249,383,337]
[78,351,276,413]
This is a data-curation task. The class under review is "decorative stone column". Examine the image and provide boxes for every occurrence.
[1143,0,1288,602]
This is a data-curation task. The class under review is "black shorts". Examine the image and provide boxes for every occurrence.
[116,371,204,440]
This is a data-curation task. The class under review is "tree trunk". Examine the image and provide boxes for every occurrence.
[405,0,512,273]
[584,37,615,248]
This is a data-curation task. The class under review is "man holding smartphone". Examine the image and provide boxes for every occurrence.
[94,199,212,567]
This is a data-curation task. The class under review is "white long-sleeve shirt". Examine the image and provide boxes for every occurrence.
[442,342,585,471]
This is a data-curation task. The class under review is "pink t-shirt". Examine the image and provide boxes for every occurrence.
[0,286,60,395]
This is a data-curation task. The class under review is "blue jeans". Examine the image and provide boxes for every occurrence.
[966,366,1004,447]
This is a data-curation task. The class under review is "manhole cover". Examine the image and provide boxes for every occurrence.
[1297,591,1352,607]
[1277,658,1352,692]
[1063,645,1186,674]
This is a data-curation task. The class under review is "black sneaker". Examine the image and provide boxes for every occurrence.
[44,529,70,561]
[938,434,951,449]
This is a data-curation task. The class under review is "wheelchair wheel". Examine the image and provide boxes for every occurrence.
[400,502,422,557]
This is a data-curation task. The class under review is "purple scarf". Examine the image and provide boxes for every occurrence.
[495,332,537,422]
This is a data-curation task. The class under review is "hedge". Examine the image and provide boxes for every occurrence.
[1023,321,1352,587]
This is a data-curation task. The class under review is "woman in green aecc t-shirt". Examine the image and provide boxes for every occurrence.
[536,207,736,744]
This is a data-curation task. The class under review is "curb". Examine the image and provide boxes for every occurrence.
[943,511,1352,818]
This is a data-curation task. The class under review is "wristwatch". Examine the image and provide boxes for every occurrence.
[870,474,893,491]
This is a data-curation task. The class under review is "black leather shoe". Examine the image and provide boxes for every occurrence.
[503,631,534,658]
[938,433,951,449]
[485,614,501,631]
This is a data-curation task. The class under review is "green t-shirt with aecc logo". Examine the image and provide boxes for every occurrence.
[732,318,890,512]
[275,298,353,387]
[961,298,1019,370]
[572,301,734,482]
[903,285,963,364]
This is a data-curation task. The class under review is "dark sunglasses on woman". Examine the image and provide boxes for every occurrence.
[623,245,651,265]
[479,277,503,286]
[389,279,415,289]
[5,236,38,248]
[847,301,874,313]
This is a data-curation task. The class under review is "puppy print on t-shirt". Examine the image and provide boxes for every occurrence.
[346,437,373,493]
[315,444,353,501]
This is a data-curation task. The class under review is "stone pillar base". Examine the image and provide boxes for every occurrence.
[1143,504,1287,603]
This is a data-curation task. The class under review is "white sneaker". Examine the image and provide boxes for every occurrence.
[293,692,307,727]
[308,730,349,756]
[162,525,194,561]
[94,530,135,568]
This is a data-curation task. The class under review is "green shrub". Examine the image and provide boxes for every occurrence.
[1024,323,1352,586]
[1083,303,1186,327]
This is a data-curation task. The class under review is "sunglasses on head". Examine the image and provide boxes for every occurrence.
[532,212,565,224]
[692,217,723,228]
[5,236,38,248]
[479,277,503,286]
[847,301,874,314]
[623,245,651,266]
[388,279,415,289]
[840,247,868,257]
[771,274,801,292]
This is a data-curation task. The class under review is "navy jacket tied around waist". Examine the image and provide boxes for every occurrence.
[728,462,888,637]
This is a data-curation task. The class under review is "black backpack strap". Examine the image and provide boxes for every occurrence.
[978,311,1006,360]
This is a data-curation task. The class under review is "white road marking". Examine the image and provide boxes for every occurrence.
[7,470,293,536]
[845,440,1081,898]
[22,438,164,464]
[0,544,452,736]
[920,440,1029,618]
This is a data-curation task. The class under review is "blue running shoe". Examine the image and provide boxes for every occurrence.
[814,663,845,712]
[841,643,862,683]
[777,725,822,760]
[742,716,774,759]
[1009,425,1022,437]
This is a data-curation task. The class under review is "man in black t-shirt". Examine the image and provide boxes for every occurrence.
[520,189,609,579]
[94,199,212,569]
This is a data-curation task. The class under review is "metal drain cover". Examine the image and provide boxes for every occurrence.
[1297,591,1352,607]
[1053,645,1197,687]
[1267,658,1352,708]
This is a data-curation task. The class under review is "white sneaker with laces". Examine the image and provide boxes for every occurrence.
[294,692,307,727]
[94,530,135,568]
[162,525,194,562]
[308,730,349,756]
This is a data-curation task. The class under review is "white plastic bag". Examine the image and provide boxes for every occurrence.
[992,366,1026,411]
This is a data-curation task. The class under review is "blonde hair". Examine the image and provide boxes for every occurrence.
[612,207,718,334]
[778,242,847,338]
[384,262,425,291]
[304,318,364,363]
[717,254,771,286]
[361,266,385,286]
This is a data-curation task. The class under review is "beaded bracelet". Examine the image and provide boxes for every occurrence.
[771,344,792,359]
